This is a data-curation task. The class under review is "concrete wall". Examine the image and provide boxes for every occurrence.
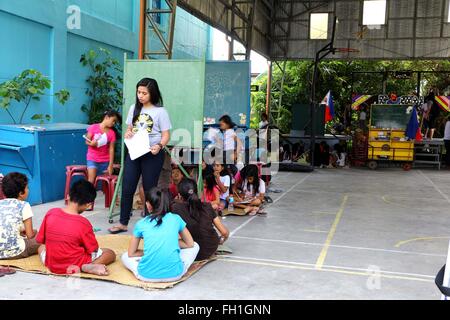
[0,0,213,125]
[0,0,139,124]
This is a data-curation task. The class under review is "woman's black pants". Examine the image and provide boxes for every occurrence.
[120,150,164,226]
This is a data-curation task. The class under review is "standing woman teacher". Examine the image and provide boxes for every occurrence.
[109,78,172,234]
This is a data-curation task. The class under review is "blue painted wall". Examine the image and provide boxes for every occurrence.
[0,0,213,125]
[0,0,139,124]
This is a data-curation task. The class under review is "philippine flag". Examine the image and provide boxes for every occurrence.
[321,91,335,123]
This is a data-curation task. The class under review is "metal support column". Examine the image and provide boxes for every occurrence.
[143,0,178,59]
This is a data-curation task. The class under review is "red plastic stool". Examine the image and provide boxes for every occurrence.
[64,165,88,204]
[92,174,118,209]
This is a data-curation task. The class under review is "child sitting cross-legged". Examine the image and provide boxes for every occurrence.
[121,188,199,282]
[0,173,39,260]
[36,180,116,275]
[168,166,183,200]
[172,178,229,261]
[233,164,266,216]
[201,174,223,213]
[213,162,232,210]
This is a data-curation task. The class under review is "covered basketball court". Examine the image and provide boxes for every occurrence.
[2,0,450,300]
[1,168,447,299]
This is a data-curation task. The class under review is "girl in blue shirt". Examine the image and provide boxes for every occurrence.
[121,188,199,282]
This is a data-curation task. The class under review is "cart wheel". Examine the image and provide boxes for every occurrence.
[108,219,114,224]
[368,161,378,170]
[402,163,412,171]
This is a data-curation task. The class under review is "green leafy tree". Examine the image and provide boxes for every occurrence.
[251,60,450,135]
[0,69,70,124]
[80,48,123,124]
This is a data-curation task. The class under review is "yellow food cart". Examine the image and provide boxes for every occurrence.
[367,104,414,170]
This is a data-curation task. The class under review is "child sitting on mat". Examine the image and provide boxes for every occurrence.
[201,174,223,213]
[172,178,229,261]
[36,180,116,275]
[0,173,39,260]
[169,166,183,200]
[85,109,121,184]
[213,162,232,209]
[122,188,199,282]
[233,164,266,216]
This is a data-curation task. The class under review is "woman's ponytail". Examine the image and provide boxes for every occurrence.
[178,178,203,222]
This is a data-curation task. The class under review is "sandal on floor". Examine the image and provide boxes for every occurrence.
[248,207,259,216]
[264,196,273,203]
[0,267,16,275]
[108,226,128,235]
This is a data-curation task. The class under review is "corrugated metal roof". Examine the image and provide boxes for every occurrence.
[178,0,450,60]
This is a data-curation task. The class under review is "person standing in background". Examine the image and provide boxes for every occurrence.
[444,116,450,168]
[359,107,367,133]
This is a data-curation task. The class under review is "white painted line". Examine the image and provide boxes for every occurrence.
[229,216,258,237]
[229,173,312,237]
[219,255,435,280]
[232,235,446,258]
[272,173,313,204]
[418,170,450,203]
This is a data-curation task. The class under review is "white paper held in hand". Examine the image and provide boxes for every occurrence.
[125,130,150,160]
[96,133,108,148]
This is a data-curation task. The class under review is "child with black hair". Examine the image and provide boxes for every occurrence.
[202,174,222,212]
[0,173,39,260]
[36,180,116,275]
[122,188,199,282]
[213,115,243,165]
[213,162,232,209]
[168,166,183,199]
[172,178,229,261]
[234,164,266,215]
[85,109,121,183]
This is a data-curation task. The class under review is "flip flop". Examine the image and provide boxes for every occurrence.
[264,196,273,203]
[248,207,259,216]
[0,267,16,275]
[108,226,128,235]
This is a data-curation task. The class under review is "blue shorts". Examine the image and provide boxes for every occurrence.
[87,160,109,174]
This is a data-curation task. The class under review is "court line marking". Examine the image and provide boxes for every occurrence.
[229,173,312,237]
[232,235,446,258]
[295,188,447,202]
[418,170,450,203]
[311,211,338,215]
[395,236,450,248]
[218,256,434,283]
[315,195,349,269]
[302,229,329,233]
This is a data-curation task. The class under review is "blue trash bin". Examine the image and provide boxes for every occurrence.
[0,123,89,205]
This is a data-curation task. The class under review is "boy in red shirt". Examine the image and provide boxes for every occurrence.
[36,180,116,275]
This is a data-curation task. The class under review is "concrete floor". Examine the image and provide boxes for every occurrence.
[1,168,448,300]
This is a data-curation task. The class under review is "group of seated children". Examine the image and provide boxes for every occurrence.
[168,161,267,217]
[0,171,230,282]
[314,141,348,168]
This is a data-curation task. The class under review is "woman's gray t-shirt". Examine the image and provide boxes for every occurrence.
[126,104,172,147]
